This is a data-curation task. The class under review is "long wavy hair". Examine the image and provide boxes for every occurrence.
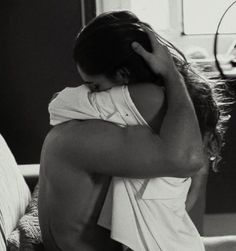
[74,10,233,171]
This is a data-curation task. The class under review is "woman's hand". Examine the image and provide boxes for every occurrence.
[131,27,178,79]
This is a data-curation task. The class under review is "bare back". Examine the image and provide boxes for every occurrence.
[39,122,123,251]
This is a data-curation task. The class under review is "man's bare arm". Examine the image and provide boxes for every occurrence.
[42,119,200,179]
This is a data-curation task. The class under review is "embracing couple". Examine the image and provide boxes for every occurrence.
[38,11,235,251]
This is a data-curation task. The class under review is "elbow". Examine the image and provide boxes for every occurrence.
[184,155,204,177]
[171,151,205,178]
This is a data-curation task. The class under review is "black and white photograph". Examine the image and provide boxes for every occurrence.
[1,0,236,250]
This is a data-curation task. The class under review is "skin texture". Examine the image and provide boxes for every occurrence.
[39,28,204,250]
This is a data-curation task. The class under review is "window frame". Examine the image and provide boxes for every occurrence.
[95,0,236,56]
[181,0,236,36]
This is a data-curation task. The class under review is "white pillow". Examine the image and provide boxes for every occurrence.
[0,134,31,250]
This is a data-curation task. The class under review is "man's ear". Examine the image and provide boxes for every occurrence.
[115,68,130,85]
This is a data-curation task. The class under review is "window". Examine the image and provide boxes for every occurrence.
[96,0,170,31]
[130,0,169,31]
[183,0,236,34]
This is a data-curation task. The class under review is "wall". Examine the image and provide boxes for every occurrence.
[1,0,96,163]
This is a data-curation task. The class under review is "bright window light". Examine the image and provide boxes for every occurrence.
[130,0,169,31]
[183,0,236,34]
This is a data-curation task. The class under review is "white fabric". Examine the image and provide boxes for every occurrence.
[49,85,147,127]
[0,134,31,250]
[49,85,205,251]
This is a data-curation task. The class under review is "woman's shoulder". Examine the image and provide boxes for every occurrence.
[128,82,165,107]
[128,83,165,131]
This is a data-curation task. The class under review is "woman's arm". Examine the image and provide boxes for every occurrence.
[131,27,204,173]
[186,134,211,211]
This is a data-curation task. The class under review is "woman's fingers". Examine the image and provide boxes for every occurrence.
[142,26,160,50]
[132,26,176,77]
[131,41,151,61]
[132,40,160,75]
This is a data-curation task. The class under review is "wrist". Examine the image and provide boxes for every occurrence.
[163,67,182,81]
[164,70,191,106]
[164,70,185,91]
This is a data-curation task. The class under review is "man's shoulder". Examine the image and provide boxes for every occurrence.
[41,121,95,176]
[43,121,83,152]
[41,120,123,167]
[43,120,111,152]
[128,82,164,103]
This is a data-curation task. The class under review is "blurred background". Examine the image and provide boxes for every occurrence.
[1,0,236,236]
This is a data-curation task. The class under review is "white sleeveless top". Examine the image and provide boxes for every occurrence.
[49,84,205,251]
